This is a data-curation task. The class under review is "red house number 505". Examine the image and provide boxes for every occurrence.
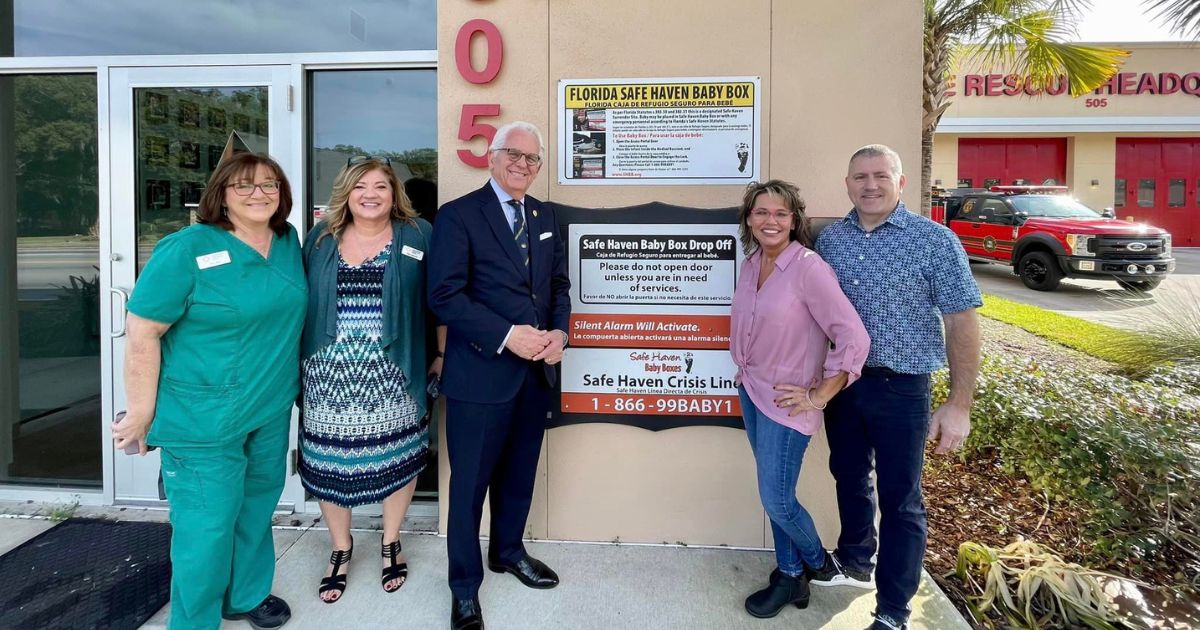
[455,18,503,168]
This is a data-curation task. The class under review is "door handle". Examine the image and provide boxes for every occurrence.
[970,224,981,229]
[110,287,130,338]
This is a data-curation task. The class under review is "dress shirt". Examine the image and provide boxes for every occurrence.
[489,178,525,354]
[731,241,870,435]
[815,202,982,374]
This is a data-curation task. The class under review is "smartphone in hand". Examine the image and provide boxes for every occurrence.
[114,411,155,454]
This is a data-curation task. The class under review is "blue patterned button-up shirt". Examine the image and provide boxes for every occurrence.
[815,202,982,374]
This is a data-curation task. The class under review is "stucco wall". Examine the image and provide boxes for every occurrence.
[942,43,1200,121]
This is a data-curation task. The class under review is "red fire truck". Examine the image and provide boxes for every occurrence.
[932,186,1175,292]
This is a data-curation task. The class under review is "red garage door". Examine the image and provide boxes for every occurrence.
[958,138,1067,189]
[1116,138,1200,247]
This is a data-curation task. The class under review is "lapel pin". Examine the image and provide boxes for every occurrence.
[532,210,539,218]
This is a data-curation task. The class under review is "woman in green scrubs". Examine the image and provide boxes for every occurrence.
[113,152,307,630]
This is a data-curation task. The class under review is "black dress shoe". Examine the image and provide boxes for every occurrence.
[222,594,292,629]
[744,569,809,618]
[451,596,484,630]
[486,554,560,589]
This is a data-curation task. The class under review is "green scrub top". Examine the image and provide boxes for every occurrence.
[127,223,307,447]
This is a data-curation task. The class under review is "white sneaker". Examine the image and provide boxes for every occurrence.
[807,550,876,589]
[868,611,908,630]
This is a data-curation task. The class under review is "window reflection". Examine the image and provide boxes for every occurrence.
[1168,179,1184,208]
[306,68,438,501]
[308,69,437,226]
[0,74,101,487]
[1138,179,1155,208]
[8,0,435,56]
[135,86,268,269]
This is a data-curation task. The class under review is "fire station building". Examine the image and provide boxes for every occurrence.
[933,43,1200,247]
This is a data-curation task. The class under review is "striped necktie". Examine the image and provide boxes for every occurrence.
[507,199,529,267]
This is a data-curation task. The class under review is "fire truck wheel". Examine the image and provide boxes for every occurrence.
[1117,277,1162,293]
[1018,251,1062,291]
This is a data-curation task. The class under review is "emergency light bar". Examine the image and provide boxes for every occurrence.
[988,185,1069,195]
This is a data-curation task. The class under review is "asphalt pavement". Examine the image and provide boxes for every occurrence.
[971,248,1200,331]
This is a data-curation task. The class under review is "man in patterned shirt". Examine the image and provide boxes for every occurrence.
[808,144,982,630]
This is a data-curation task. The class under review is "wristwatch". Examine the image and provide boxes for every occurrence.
[559,330,569,348]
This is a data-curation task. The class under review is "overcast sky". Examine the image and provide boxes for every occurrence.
[1074,0,1195,41]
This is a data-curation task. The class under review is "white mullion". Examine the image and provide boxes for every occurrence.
[0,50,436,74]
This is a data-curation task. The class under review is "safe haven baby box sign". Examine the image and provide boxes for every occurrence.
[556,213,743,431]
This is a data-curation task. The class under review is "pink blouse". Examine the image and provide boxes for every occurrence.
[730,241,870,435]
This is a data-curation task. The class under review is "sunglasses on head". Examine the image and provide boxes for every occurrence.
[347,155,392,167]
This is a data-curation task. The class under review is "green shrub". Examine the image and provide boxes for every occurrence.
[932,355,1200,587]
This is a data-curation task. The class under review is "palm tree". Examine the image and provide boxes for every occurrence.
[922,0,1129,213]
[1144,0,1200,37]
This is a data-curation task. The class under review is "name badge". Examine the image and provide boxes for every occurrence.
[401,245,424,260]
[196,251,231,269]
[539,231,553,241]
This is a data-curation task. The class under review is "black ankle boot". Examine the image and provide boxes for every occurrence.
[744,569,810,618]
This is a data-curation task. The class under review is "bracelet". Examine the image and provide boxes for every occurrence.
[805,389,827,410]
[435,350,445,358]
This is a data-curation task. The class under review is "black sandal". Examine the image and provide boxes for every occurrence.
[319,544,353,603]
[381,539,408,592]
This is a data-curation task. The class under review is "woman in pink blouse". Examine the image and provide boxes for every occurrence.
[730,180,870,619]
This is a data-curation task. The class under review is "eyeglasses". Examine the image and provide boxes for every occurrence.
[226,181,281,196]
[749,209,793,223]
[493,148,543,166]
[347,155,392,167]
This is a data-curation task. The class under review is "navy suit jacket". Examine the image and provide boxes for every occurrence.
[428,182,571,404]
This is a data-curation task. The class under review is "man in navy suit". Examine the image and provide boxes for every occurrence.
[428,121,571,630]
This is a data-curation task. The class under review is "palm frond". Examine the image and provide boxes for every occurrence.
[963,7,1129,95]
[1144,0,1200,37]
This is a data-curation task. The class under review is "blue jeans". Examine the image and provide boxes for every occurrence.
[739,387,826,576]
[824,367,931,622]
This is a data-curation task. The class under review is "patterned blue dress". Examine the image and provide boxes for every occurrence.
[300,244,428,508]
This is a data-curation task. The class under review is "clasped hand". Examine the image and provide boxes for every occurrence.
[505,325,566,365]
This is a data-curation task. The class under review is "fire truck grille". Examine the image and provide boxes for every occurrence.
[1093,237,1165,260]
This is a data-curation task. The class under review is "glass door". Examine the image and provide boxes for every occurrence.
[0,73,103,494]
[107,65,304,507]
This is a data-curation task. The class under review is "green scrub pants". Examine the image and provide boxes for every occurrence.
[159,411,290,630]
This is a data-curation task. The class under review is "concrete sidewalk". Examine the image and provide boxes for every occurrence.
[0,510,969,630]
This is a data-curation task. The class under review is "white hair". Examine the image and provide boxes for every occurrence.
[849,144,903,177]
[490,121,545,154]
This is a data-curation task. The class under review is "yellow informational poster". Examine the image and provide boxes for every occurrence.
[558,76,761,185]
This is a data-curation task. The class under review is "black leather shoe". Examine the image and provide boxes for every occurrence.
[486,554,560,589]
[451,596,484,630]
[744,569,810,618]
[222,594,292,629]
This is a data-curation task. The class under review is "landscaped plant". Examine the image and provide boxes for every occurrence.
[955,539,1131,629]
[932,353,1200,588]
[1106,287,1200,380]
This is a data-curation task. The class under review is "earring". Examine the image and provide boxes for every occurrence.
[221,206,228,216]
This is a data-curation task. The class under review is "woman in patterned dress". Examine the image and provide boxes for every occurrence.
[299,157,435,603]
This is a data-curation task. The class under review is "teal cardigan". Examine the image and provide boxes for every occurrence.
[301,217,433,416]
